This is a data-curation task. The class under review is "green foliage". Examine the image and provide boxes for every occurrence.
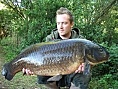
[0,9,14,37]
[107,44,118,74]
[1,0,117,46]
[1,37,21,62]
[89,74,118,89]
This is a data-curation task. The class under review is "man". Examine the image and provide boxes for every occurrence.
[22,7,91,89]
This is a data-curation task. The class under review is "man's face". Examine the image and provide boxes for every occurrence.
[56,14,73,37]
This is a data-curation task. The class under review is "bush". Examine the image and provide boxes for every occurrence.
[89,74,118,89]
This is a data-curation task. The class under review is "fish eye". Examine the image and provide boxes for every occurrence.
[99,47,104,52]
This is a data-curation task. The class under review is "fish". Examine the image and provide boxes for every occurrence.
[1,39,109,81]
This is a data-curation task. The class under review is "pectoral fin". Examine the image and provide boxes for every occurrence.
[83,59,91,75]
[47,74,62,82]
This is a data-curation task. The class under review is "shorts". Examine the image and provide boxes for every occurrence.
[37,72,91,88]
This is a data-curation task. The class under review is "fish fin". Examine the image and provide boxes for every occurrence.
[47,74,62,82]
[83,59,91,75]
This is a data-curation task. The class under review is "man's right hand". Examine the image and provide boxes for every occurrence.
[75,63,85,73]
[22,68,34,75]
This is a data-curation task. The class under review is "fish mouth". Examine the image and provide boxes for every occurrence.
[1,67,13,81]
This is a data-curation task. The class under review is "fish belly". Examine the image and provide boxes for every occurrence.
[18,41,84,76]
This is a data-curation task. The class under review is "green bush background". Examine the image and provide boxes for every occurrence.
[0,0,118,88]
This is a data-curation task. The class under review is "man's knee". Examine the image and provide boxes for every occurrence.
[70,82,81,89]
[44,82,59,89]
[71,73,91,89]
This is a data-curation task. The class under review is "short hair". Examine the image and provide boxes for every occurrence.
[56,7,74,23]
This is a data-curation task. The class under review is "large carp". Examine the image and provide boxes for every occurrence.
[1,39,109,81]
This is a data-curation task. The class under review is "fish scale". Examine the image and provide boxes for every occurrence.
[1,39,109,81]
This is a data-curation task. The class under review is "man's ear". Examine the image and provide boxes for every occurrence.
[71,22,74,28]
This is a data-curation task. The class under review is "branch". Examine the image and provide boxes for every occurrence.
[93,0,117,24]
[1,0,26,20]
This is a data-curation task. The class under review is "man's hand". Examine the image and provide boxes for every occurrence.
[75,63,85,73]
[22,68,34,75]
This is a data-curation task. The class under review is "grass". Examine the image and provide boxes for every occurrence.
[0,73,46,89]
